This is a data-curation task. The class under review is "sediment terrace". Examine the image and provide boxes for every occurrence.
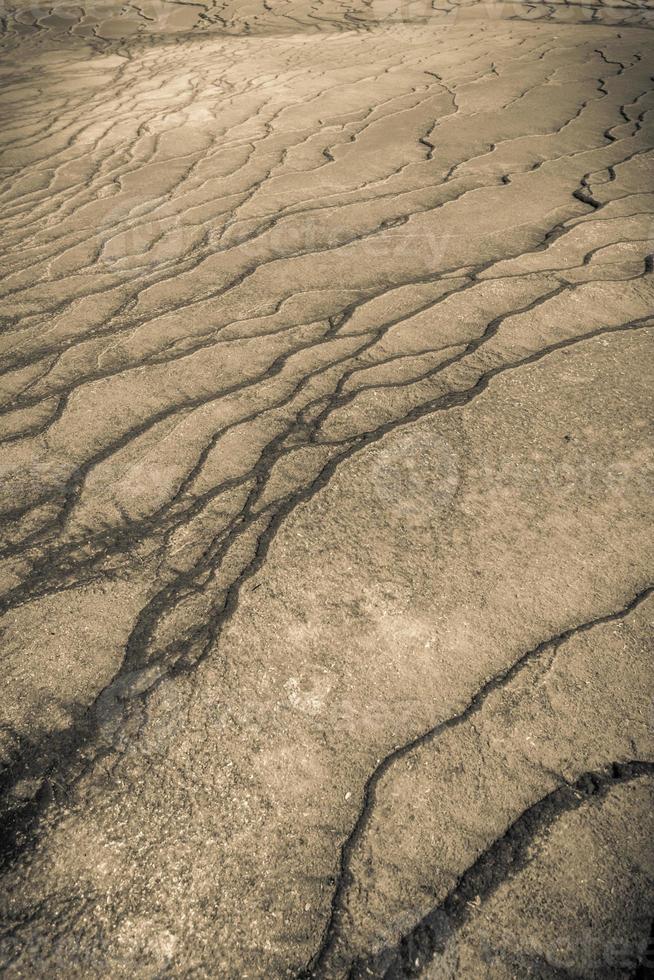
[0,0,653,975]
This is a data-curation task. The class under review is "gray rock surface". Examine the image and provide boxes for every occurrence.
[0,0,653,976]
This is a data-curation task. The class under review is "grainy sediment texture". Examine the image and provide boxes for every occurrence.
[0,0,653,975]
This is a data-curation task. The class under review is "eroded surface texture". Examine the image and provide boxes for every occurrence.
[0,0,653,975]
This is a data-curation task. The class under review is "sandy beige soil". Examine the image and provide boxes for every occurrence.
[0,0,653,976]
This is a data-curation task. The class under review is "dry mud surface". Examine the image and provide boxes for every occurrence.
[1,0,653,975]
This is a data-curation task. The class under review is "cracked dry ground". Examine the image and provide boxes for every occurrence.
[1,0,654,976]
